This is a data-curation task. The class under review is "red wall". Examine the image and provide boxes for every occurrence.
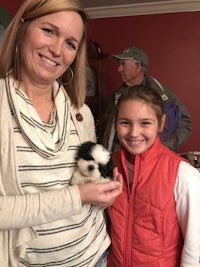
[0,0,22,16]
[88,12,200,153]
[1,1,200,152]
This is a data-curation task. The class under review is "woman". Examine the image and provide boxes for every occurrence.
[107,85,200,267]
[0,0,122,266]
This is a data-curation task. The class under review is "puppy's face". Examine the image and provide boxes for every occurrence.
[75,141,114,181]
[77,159,102,178]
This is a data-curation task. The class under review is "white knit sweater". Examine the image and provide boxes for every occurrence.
[0,76,110,266]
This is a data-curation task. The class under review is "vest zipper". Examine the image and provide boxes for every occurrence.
[124,196,133,267]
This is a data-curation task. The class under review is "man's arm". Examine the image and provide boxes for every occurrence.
[162,85,192,150]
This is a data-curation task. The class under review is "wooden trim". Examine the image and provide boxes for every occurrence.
[85,0,200,18]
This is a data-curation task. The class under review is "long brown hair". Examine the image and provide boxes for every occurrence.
[116,85,165,128]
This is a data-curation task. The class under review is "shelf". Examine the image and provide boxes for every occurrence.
[87,56,108,140]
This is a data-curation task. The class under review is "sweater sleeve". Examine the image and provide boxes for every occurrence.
[0,185,82,230]
[174,161,200,267]
[83,104,97,142]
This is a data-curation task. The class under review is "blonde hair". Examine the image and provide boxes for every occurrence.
[0,0,88,108]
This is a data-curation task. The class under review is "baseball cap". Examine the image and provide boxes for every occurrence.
[112,47,148,66]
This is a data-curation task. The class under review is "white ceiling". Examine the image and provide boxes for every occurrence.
[81,0,200,18]
[81,0,168,8]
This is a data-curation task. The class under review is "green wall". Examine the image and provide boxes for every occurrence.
[0,5,12,28]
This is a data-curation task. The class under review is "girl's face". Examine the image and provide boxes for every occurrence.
[21,11,83,85]
[116,99,165,155]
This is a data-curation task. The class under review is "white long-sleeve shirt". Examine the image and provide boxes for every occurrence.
[175,160,200,267]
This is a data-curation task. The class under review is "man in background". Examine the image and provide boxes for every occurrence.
[102,47,192,152]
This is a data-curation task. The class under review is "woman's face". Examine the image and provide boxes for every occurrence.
[21,11,83,85]
[116,99,165,155]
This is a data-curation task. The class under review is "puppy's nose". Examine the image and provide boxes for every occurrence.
[88,165,94,172]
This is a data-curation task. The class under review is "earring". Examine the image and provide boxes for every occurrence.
[58,67,74,86]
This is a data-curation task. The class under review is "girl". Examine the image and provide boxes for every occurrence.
[107,85,200,267]
[0,0,122,266]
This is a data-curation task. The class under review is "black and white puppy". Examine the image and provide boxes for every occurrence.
[71,141,114,185]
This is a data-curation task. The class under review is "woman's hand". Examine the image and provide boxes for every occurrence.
[78,167,123,208]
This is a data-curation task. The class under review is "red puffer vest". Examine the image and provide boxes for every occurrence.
[107,137,184,267]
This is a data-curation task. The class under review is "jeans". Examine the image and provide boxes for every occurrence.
[94,250,108,267]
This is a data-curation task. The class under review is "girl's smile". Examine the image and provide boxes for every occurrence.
[116,99,165,155]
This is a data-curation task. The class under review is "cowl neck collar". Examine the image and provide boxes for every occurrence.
[5,75,70,159]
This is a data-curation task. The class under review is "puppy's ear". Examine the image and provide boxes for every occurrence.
[107,158,115,178]
[77,141,94,160]
[99,158,115,178]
